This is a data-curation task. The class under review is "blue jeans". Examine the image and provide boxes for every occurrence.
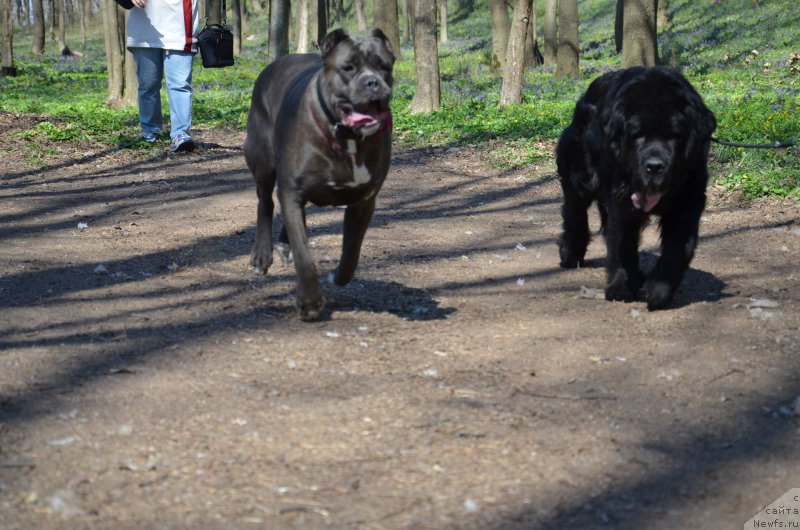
[131,48,194,139]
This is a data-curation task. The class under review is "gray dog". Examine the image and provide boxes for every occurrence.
[244,29,395,320]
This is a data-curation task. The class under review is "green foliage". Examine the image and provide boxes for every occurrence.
[1,0,798,197]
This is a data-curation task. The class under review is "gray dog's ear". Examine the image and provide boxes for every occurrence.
[370,28,395,60]
[320,29,351,59]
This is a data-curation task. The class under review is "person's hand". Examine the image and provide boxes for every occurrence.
[132,0,147,8]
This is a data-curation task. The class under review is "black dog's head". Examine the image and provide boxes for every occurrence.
[602,67,716,212]
[319,28,395,136]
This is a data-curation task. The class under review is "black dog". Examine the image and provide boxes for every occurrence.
[556,66,716,310]
[244,29,395,320]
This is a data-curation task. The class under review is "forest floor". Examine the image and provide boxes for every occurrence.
[1,113,799,529]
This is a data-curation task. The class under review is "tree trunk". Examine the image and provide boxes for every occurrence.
[316,0,326,48]
[543,0,556,64]
[240,0,249,36]
[102,0,124,105]
[268,0,289,62]
[524,0,541,68]
[401,0,412,45]
[488,0,509,71]
[409,0,439,114]
[231,0,241,54]
[123,10,137,106]
[56,0,66,52]
[295,0,309,52]
[32,0,45,54]
[657,0,669,29]
[438,0,447,43]
[80,0,88,48]
[353,0,367,32]
[554,0,578,79]
[1,0,17,77]
[621,0,657,67]
[208,0,222,25]
[500,0,530,105]
[48,0,55,45]
[374,0,401,59]
[614,0,622,53]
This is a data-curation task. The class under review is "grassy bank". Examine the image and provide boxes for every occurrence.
[1,0,798,198]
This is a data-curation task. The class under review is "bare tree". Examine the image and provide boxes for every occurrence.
[438,0,447,43]
[374,0,401,59]
[207,0,223,25]
[316,0,326,47]
[543,0,556,64]
[56,0,66,53]
[295,0,309,52]
[500,0,531,105]
[524,0,542,68]
[32,0,45,54]
[401,0,411,45]
[1,0,17,77]
[657,0,669,29]
[80,0,90,48]
[353,0,367,32]
[621,0,657,67]
[489,0,509,70]
[231,0,241,54]
[268,0,289,61]
[102,0,124,105]
[554,0,578,79]
[409,0,439,113]
[123,10,137,106]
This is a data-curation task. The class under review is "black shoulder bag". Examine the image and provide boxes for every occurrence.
[197,0,235,68]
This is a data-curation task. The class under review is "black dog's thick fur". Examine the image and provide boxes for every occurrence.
[556,66,716,310]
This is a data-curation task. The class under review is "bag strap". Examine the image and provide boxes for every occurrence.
[204,0,227,27]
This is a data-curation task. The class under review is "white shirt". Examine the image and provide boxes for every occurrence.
[127,0,199,53]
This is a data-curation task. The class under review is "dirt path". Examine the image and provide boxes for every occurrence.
[1,116,799,529]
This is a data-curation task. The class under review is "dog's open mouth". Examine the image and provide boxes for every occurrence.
[341,102,389,135]
[631,191,662,213]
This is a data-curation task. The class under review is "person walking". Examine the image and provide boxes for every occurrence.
[127,0,199,153]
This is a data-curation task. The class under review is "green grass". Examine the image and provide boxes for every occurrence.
[1,0,798,198]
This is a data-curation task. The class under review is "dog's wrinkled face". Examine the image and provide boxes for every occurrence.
[604,70,716,213]
[320,29,395,135]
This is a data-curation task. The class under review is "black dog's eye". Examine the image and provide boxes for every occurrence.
[340,63,357,75]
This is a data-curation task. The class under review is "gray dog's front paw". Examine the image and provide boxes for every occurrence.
[296,296,326,322]
[249,245,273,274]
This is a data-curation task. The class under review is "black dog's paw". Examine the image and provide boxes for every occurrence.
[559,243,585,269]
[644,280,674,310]
[605,269,636,302]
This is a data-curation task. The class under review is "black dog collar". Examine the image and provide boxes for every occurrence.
[315,74,342,129]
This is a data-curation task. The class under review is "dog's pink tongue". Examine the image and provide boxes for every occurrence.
[631,192,662,213]
[343,111,380,130]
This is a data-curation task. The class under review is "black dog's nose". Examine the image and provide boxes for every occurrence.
[645,158,665,176]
